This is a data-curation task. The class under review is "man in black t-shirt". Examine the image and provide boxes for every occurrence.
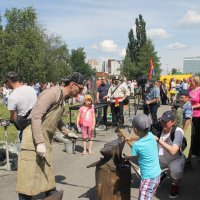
[96,77,110,125]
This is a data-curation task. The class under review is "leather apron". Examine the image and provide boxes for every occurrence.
[16,90,64,195]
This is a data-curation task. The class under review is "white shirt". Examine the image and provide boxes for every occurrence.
[8,85,37,117]
[159,127,184,164]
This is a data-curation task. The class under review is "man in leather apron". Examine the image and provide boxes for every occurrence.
[16,72,85,200]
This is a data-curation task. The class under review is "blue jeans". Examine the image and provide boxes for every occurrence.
[3,96,7,107]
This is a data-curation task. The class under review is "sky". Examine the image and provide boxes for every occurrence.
[1,0,200,74]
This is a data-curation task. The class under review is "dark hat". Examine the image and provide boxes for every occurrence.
[179,89,190,97]
[61,72,85,85]
[161,111,176,122]
[5,71,19,83]
[132,114,151,131]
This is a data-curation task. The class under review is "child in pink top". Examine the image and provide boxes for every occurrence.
[77,95,95,155]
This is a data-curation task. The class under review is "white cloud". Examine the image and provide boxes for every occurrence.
[165,42,187,50]
[99,40,118,52]
[147,28,172,39]
[179,10,200,26]
[92,40,118,52]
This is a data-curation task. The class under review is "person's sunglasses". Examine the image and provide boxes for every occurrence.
[73,82,83,90]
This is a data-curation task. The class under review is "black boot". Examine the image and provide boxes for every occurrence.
[45,187,57,197]
[18,193,32,200]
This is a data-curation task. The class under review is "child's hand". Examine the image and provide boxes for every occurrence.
[125,137,132,142]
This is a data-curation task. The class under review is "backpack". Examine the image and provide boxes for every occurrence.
[169,126,187,152]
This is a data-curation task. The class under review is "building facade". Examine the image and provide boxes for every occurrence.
[108,59,121,75]
[88,59,122,75]
[183,56,200,74]
[88,59,102,72]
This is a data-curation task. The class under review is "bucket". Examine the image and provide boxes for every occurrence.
[64,140,75,154]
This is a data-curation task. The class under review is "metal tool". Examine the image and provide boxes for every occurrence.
[0,119,11,171]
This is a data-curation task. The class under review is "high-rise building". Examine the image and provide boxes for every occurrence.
[183,56,200,74]
[88,58,122,75]
[88,59,102,72]
[108,59,121,75]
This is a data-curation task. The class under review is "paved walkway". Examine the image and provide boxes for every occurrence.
[0,105,200,199]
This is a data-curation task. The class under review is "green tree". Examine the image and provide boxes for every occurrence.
[70,48,94,79]
[44,34,71,82]
[122,14,161,80]
[0,7,72,83]
[0,7,47,82]
[171,68,177,74]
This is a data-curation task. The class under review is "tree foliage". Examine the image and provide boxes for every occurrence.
[70,47,94,79]
[171,68,177,74]
[44,34,71,82]
[122,14,161,80]
[1,7,47,82]
[0,7,91,84]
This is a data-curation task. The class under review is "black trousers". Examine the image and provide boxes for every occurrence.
[97,104,108,125]
[143,103,159,123]
[161,92,168,105]
[111,102,124,126]
[191,117,200,156]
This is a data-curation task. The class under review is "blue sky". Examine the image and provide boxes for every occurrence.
[1,0,200,74]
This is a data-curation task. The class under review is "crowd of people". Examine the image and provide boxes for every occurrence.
[128,75,200,199]
[0,71,200,199]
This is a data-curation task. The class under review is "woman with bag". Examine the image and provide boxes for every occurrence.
[77,95,96,155]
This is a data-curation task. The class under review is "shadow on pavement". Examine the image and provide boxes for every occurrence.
[155,156,200,200]
[75,144,83,153]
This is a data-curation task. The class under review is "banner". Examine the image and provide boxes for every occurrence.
[148,57,155,79]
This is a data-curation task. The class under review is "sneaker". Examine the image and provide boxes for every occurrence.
[169,184,179,199]
[158,171,167,187]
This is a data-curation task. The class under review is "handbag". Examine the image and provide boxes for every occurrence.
[78,108,89,126]
[11,109,32,131]
[12,118,31,131]
[79,118,83,126]
[123,97,129,105]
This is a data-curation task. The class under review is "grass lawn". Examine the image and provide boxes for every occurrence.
[0,100,79,143]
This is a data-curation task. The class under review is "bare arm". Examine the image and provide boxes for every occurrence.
[9,110,17,121]
[155,135,180,155]
[77,112,81,127]
[192,103,200,110]
[92,111,96,129]
[57,120,70,135]
[146,97,160,105]
[96,92,100,103]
